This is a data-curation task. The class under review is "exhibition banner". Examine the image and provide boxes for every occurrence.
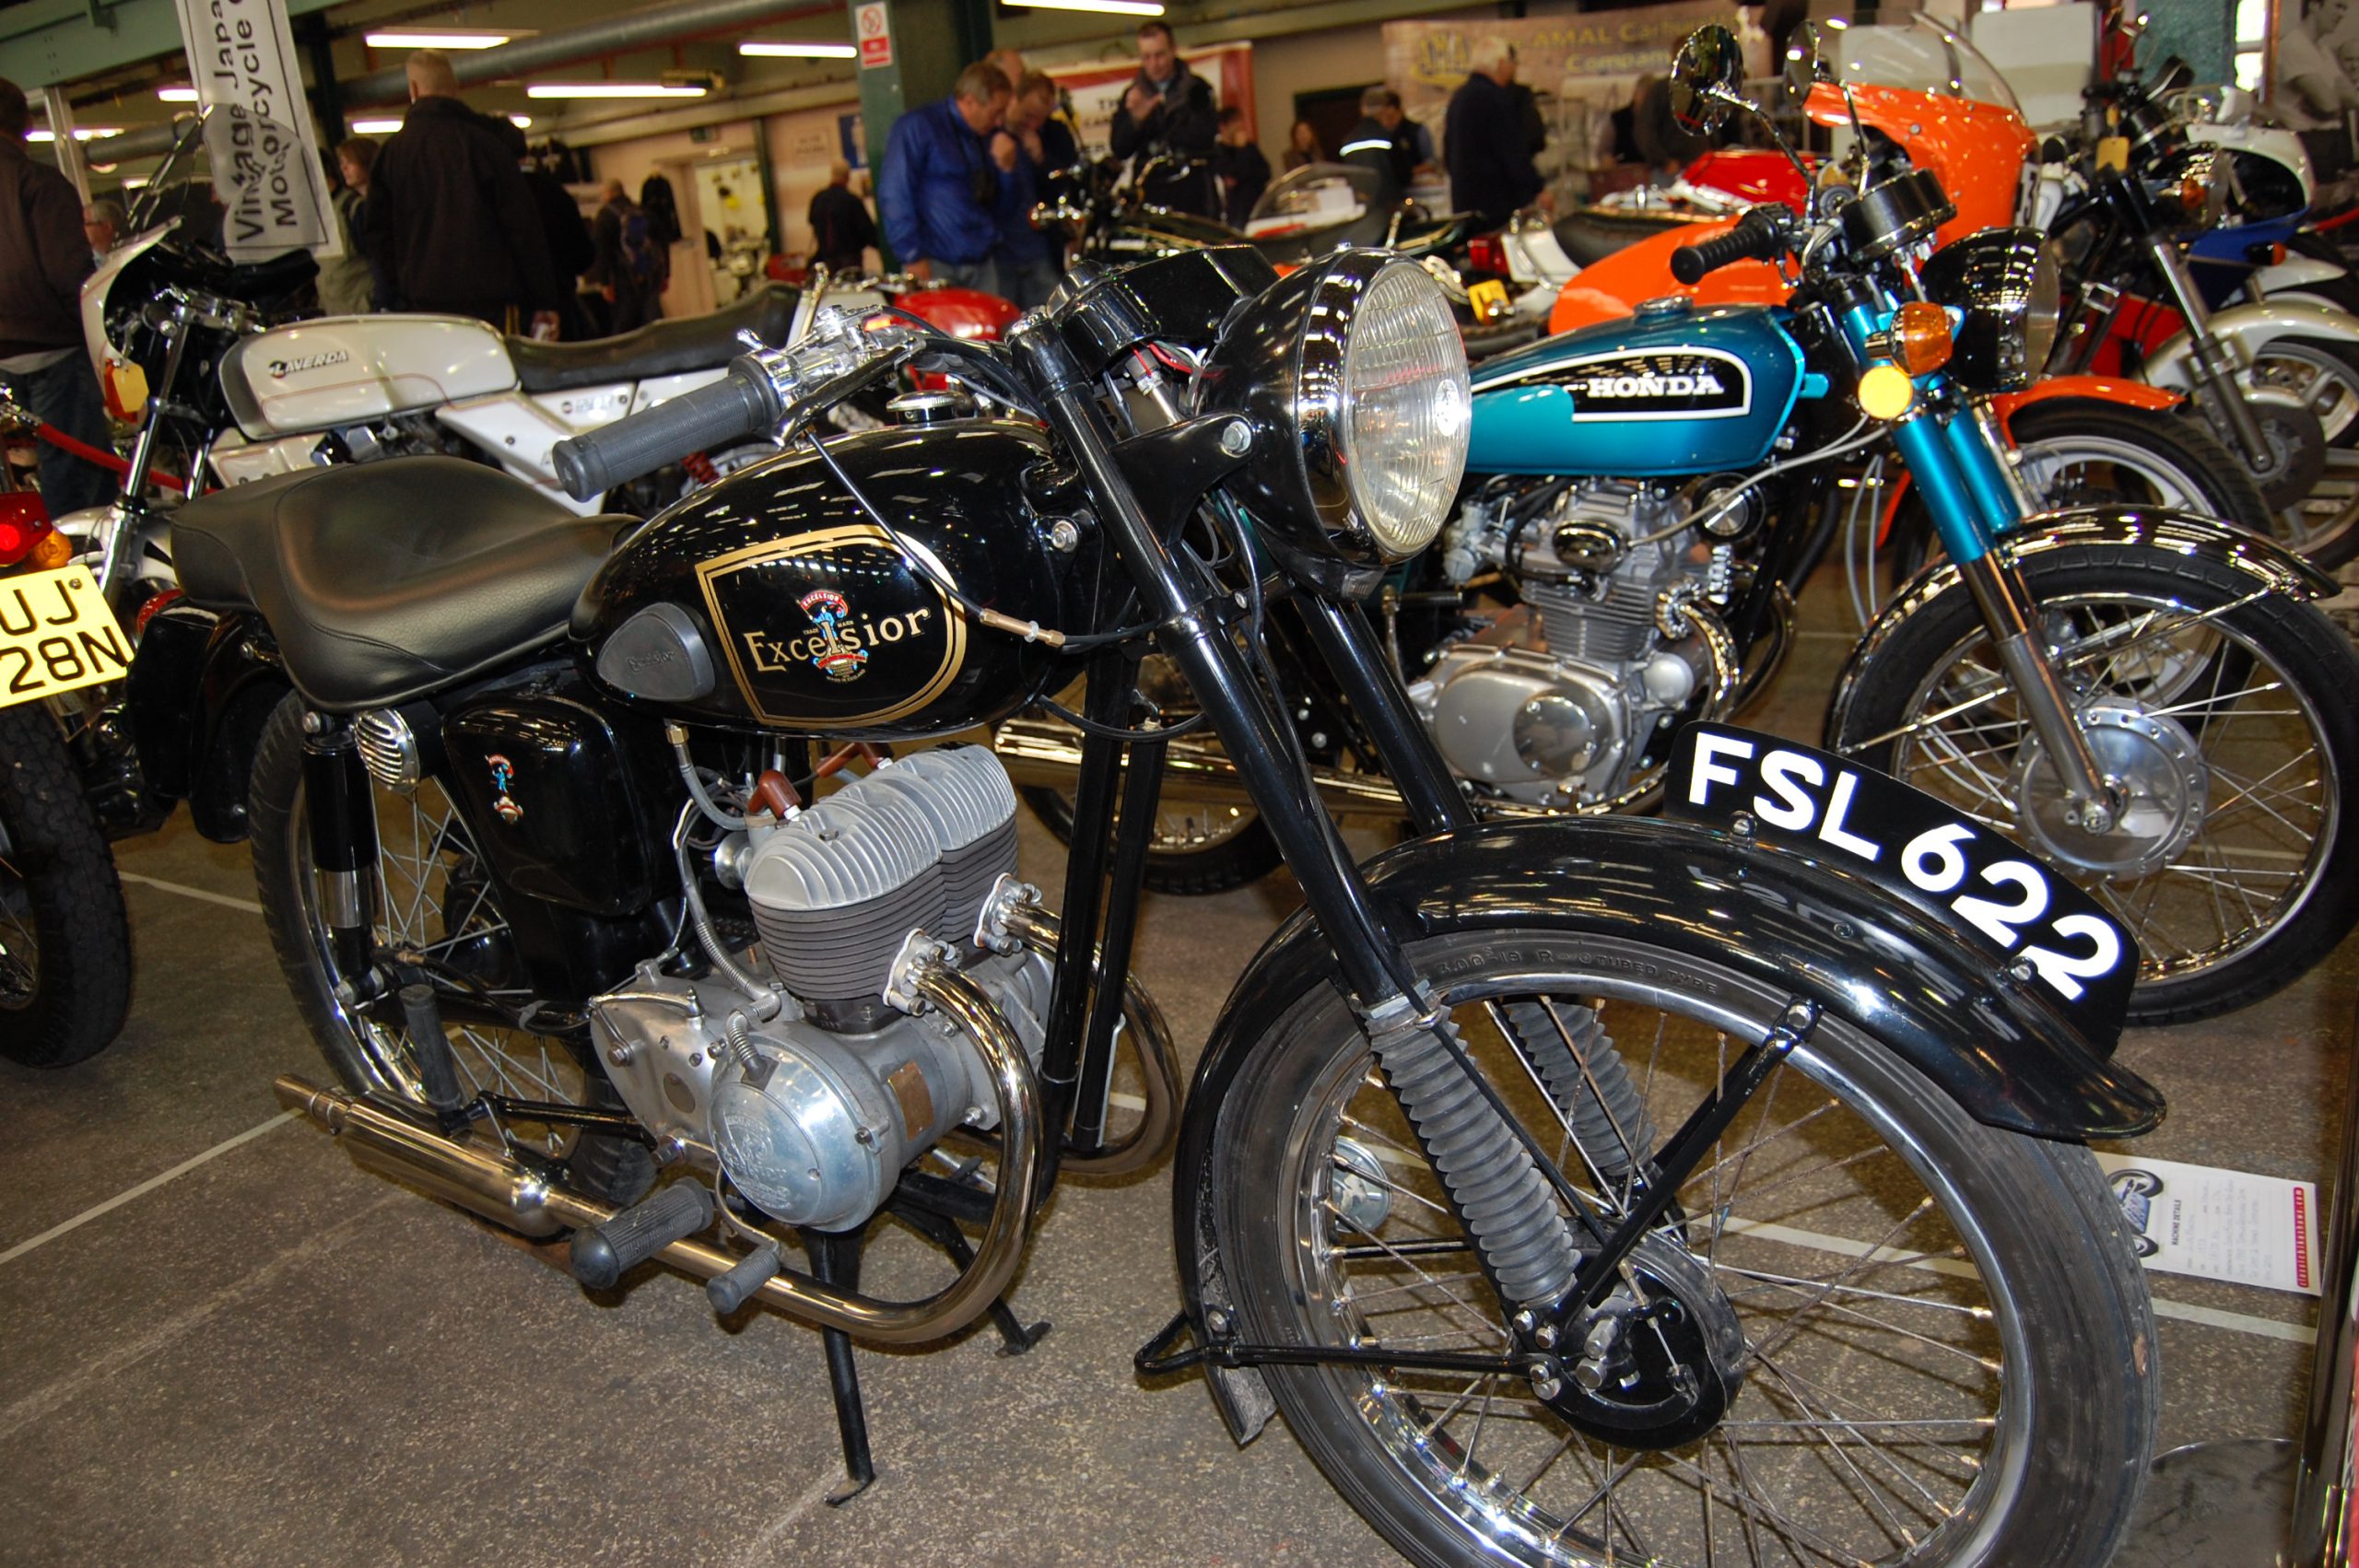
[1045,44,1256,158]
[170,0,341,261]
[1381,4,1764,186]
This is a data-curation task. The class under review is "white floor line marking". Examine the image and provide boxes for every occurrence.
[117,871,264,916]
[0,1194,402,1442]
[1723,1216,2315,1345]
[734,1469,848,1564]
[0,1111,297,1268]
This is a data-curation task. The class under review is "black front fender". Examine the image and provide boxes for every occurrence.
[127,603,287,842]
[1166,814,2163,1442]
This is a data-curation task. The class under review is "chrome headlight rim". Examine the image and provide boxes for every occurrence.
[1919,228,2058,394]
[1193,249,1473,574]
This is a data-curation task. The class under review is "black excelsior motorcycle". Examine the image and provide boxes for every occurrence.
[123,245,2164,1564]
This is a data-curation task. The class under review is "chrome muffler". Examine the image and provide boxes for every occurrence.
[276,963,1048,1346]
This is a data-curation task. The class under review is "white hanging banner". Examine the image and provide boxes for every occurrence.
[171,0,341,261]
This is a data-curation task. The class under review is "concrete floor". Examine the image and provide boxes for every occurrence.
[2,572,2351,1566]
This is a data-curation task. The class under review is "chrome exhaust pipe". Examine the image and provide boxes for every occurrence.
[275,965,1045,1346]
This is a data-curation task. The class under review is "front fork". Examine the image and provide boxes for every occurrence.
[2145,232,2276,473]
[1886,402,2120,828]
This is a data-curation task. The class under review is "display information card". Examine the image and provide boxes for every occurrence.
[2094,1152,2321,1296]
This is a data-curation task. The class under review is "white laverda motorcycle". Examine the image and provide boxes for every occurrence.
[70,221,879,603]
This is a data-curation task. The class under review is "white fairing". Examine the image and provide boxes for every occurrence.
[80,227,170,380]
[210,427,334,486]
[220,314,517,437]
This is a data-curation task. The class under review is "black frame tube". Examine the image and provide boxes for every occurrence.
[1070,723,1167,1152]
[1299,599,1473,834]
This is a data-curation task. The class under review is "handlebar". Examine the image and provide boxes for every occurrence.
[550,307,920,503]
[1670,206,1791,287]
[552,359,781,503]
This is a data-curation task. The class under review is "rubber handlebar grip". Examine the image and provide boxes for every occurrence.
[551,359,779,503]
[1670,208,1790,287]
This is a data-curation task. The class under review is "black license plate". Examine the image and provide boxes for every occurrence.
[1664,722,2136,1046]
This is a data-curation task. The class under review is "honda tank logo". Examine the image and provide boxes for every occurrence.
[1479,347,1754,422]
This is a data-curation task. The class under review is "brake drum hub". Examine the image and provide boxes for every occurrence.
[2013,702,2207,879]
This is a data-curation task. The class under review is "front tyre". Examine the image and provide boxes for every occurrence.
[1833,543,2359,1024]
[1213,930,2157,1566]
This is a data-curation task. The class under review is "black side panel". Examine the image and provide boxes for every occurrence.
[439,677,663,918]
[126,605,290,843]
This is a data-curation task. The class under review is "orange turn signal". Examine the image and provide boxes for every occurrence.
[28,527,74,570]
[2177,175,2209,218]
[1889,302,1954,376]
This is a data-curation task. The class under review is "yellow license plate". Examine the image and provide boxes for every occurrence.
[1468,278,1511,322]
[0,565,130,708]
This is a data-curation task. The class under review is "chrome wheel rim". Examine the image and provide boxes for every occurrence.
[293,774,592,1153]
[1876,590,2337,988]
[1276,964,2028,1566]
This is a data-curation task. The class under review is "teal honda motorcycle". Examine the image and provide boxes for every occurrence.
[1001,25,2359,1026]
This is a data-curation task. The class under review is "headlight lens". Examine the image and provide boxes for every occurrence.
[1193,252,1473,576]
[1339,263,1471,556]
[1917,228,2058,393]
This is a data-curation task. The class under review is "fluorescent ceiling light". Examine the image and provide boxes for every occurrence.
[350,118,404,133]
[739,41,857,57]
[999,0,1164,13]
[28,128,123,142]
[156,84,197,102]
[364,28,519,48]
[122,176,149,188]
[526,81,708,98]
[509,113,533,127]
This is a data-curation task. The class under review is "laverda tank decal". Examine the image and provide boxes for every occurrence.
[697,523,968,728]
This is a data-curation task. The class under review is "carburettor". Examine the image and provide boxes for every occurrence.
[588,746,1049,1232]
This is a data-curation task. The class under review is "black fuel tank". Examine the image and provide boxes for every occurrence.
[572,421,1078,739]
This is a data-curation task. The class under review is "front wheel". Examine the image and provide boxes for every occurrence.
[1213,928,2158,1566]
[1833,543,2359,1024]
[0,703,132,1066]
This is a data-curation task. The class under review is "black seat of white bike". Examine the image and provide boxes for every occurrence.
[1550,208,1694,269]
[510,284,801,392]
[171,457,622,712]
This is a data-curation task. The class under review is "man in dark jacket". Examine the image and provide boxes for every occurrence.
[589,181,663,334]
[0,77,112,516]
[1212,105,1270,229]
[1446,38,1548,231]
[1109,20,1219,217]
[807,161,877,274]
[878,63,1010,292]
[363,50,559,332]
[991,73,1072,308]
[1341,87,1414,215]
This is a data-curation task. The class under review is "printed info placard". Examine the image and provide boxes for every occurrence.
[172,0,340,261]
[2095,1152,2322,1295]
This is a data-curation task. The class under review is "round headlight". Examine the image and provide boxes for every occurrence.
[1193,252,1472,579]
[1918,228,2059,393]
[1339,262,1471,556]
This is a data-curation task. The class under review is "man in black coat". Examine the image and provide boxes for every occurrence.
[807,161,877,274]
[0,76,112,516]
[1109,20,1220,218]
[1212,105,1270,230]
[363,50,559,332]
[1341,87,1414,216]
[1445,37,1548,231]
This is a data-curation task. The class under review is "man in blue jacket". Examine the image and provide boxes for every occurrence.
[879,63,1012,295]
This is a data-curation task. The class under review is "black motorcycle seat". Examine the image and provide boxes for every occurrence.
[510,284,800,392]
[171,457,623,712]
[1550,209,1694,269]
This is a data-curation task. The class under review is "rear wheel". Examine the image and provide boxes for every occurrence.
[0,703,132,1067]
[1214,929,2158,1566]
[249,696,648,1199]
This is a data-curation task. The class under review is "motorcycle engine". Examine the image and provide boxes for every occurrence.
[588,746,1048,1232]
[1417,482,1729,809]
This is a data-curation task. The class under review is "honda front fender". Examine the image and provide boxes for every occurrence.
[1826,503,2335,745]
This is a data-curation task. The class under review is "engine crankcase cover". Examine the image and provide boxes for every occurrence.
[1421,645,1628,806]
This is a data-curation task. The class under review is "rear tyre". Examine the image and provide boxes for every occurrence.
[248,696,648,1201]
[1214,928,2158,1566]
[0,703,132,1066]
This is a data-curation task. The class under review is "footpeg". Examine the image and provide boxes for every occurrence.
[706,1239,783,1315]
[569,1181,715,1290]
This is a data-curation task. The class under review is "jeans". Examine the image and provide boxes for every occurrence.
[999,255,1062,310]
[933,256,1002,298]
[0,353,116,518]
